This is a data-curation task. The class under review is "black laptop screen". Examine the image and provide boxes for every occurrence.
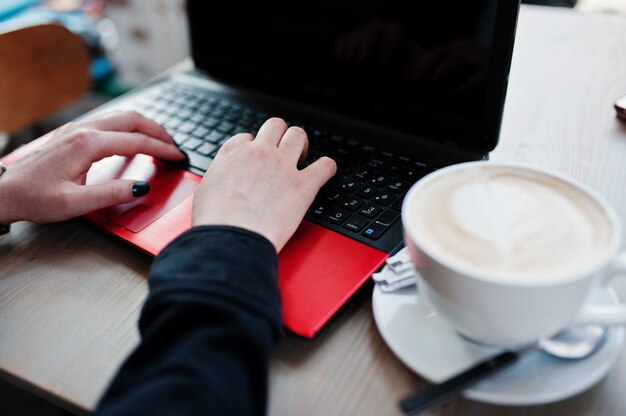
[187,0,519,153]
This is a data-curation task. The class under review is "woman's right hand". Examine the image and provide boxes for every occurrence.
[192,118,337,252]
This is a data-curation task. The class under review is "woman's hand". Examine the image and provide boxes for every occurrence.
[0,111,186,224]
[192,118,337,252]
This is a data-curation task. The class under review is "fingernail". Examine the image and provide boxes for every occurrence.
[179,149,189,161]
[132,181,151,197]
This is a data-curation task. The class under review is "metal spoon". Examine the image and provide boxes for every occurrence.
[539,324,608,359]
[399,325,609,415]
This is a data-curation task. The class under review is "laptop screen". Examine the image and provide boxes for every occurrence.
[187,0,519,154]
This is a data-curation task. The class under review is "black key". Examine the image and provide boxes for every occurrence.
[154,114,169,125]
[139,107,156,118]
[205,130,224,144]
[356,185,377,198]
[178,121,197,134]
[232,124,248,135]
[370,174,391,186]
[210,107,226,118]
[197,105,212,115]
[342,197,365,212]
[376,210,400,226]
[188,152,212,171]
[367,158,386,170]
[392,192,406,210]
[327,208,350,224]
[311,129,327,139]
[184,95,199,105]
[172,132,190,145]
[385,163,404,176]
[334,147,351,159]
[339,179,361,192]
[224,112,241,122]
[321,174,345,192]
[192,125,210,138]
[403,164,429,181]
[216,121,235,133]
[203,117,220,129]
[178,108,193,119]
[362,223,388,240]
[324,192,345,203]
[196,142,217,156]
[353,168,373,180]
[343,216,368,232]
[182,137,203,150]
[239,114,254,127]
[304,151,324,166]
[336,159,356,175]
[373,191,395,206]
[164,117,183,129]
[387,179,408,193]
[309,202,330,217]
[251,119,264,130]
[359,203,383,218]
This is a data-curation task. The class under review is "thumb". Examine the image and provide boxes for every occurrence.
[70,180,151,215]
[301,156,337,195]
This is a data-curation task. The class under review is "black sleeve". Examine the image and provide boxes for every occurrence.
[95,225,282,416]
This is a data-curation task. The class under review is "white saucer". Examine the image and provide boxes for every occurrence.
[372,283,624,406]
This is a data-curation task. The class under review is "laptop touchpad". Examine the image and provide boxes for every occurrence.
[87,155,199,233]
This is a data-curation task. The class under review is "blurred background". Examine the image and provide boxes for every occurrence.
[0,0,189,157]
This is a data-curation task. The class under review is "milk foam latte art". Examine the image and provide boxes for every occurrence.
[406,165,613,282]
[401,162,626,346]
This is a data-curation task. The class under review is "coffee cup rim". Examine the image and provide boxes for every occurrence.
[401,161,622,287]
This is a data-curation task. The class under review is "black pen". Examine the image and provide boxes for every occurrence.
[399,351,520,415]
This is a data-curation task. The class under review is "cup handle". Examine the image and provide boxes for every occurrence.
[573,252,626,326]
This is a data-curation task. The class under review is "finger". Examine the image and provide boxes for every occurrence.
[213,132,254,159]
[83,110,174,144]
[278,127,309,165]
[226,132,255,146]
[85,131,186,162]
[67,180,150,216]
[300,156,337,195]
[254,117,288,147]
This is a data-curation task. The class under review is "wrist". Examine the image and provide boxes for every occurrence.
[0,165,22,225]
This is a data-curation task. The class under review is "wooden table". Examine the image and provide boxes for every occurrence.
[1,5,625,415]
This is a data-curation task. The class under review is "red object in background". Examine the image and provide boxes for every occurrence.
[615,95,626,121]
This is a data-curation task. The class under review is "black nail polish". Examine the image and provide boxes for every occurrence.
[132,181,151,197]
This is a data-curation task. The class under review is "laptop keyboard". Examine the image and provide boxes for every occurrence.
[134,81,433,248]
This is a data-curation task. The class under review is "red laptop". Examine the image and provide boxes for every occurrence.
[4,1,520,337]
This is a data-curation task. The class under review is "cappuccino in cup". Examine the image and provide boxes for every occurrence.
[402,162,626,347]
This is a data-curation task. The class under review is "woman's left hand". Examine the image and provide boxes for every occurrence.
[0,110,186,224]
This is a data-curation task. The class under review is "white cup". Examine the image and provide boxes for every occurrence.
[402,162,626,347]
